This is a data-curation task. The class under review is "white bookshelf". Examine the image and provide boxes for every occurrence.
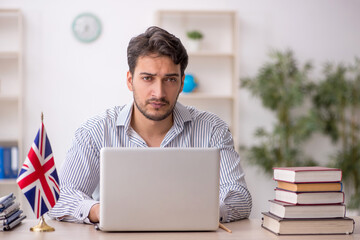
[0,9,23,199]
[156,10,239,144]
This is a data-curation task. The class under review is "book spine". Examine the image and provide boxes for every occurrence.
[0,148,4,179]
[11,147,18,178]
[3,147,12,179]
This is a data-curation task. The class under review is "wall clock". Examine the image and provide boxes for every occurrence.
[72,13,102,43]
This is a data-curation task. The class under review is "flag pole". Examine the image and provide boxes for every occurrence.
[30,112,55,232]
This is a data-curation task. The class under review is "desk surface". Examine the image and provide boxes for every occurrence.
[1,217,359,240]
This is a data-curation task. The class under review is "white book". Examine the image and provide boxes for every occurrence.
[273,166,342,183]
[275,189,344,205]
[269,200,346,218]
[11,147,19,178]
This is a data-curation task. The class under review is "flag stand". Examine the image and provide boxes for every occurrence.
[18,112,58,232]
[30,215,55,232]
[29,113,55,232]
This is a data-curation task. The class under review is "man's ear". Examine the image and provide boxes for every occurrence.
[179,74,185,93]
[127,71,133,91]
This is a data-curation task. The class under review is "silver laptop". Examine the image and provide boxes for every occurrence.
[99,147,220,231]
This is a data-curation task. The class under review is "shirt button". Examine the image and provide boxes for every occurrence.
[80,213,83,217]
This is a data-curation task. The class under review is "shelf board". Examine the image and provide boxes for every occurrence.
[0,9,20,14]
[157,10,236,15]
[0,139,19,146]
[0,51,19,59]
[0,178,17,185]
[0,95,19,101]
[179,93,233,100]
[188,51,234,58]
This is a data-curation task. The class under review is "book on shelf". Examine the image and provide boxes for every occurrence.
[276,181,342,192]
[0,146,19,179]
[273,166,342,183]
[275,188,344,205]
[2,148,11,178]
[0,148,3,178]
[10,147,19,178]
[261,212,354,235]
[268,200,346,219]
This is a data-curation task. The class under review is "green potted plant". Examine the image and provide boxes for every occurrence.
[186,30,203,51]
[240,50,319,174]
[311,58,360,209]
[186,30,203,40]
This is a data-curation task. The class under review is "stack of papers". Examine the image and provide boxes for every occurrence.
[0,193,26,231]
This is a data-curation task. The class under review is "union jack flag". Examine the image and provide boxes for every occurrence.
[17,122,60,218]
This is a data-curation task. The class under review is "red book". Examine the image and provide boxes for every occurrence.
[273,166,342,183]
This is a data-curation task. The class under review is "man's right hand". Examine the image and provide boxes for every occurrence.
[89,203,100,223]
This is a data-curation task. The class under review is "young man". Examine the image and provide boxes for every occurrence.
[48,26,252,223]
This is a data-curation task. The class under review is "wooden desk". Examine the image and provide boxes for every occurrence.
[1,217,359,240]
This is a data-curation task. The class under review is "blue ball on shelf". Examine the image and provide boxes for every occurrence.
[183,74,198,93]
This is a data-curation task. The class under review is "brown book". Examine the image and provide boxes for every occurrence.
[262,212,354,235]
[277,181,342,192]
[269,200,346,219]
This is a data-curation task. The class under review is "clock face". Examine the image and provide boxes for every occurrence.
[72,13,101,43]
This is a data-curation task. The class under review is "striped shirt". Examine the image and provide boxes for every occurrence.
[48,101,252,223]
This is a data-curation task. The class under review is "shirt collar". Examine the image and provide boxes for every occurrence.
[116,100,133,129]
[173,102,192,127]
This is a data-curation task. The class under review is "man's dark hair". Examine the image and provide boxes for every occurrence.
[127,26,188,77]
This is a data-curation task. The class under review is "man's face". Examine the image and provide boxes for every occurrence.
[127,55,184,121]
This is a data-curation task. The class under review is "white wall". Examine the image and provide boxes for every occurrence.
[1,0,360,219]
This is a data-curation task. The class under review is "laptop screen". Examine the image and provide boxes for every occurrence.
[99,147,220,231]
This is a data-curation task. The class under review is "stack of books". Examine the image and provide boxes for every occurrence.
[0,193,26,231]
[261,166,355,235]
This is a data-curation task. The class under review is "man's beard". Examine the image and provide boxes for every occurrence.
[133,95,179,121]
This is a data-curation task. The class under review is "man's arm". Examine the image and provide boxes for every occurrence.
[48,127,100,223]
[213,127,252,222]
